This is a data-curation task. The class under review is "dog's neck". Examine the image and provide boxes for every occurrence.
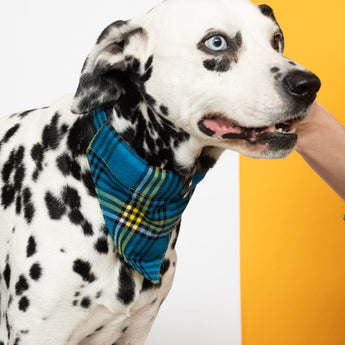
[107,98,222,176]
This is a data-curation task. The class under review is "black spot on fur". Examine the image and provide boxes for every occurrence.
[73,259,96,283]
[44,192,66,220]
[144,55,153,71]
[62,186,81,209]
[289,61,297,66]
[14,164,25,191]
[159,105,169,116]
[69,209,84,225]
[82,220,94,236]
[275,72,282,80]
[29,263,42,281]
[94,237,109,254]
[140,66,153,83]
[60,123,69,135]
[117,265,135,305]
[18,296,29,312]
[13,337,20,345]
[4,262,11,289]
[271,67,280,73]
[160,259,170,276]
[258,4,277,23]
[26,236,37,258]
[56,154,70,176]
[2,150,16,183]
[14,197,19,213]
[14,167,25,193]
[67,115,96,157]
[81,171,97,197]
[15,275,29,296]
[2,124,20,144]
[22,188,35,224]
[233,31,243,49]
[56,154,81,180]
[203,59,217,71]
[42,113,61,150]
[203,57,230,72]
[1,146,26,209]
[1,185,15,209]
[80,297,91,309]
[31,143,45,181]
[218,57,231,72]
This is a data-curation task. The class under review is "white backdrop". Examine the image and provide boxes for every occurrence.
[0,1,242,344]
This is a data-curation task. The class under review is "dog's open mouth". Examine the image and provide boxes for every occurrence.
[198,114,302,145]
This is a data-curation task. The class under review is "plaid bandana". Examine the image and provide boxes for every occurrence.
[86,109,205,283]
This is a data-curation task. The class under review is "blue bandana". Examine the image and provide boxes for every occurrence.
[86,109,205,283]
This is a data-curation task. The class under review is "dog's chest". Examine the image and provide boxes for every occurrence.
[0,103,177,345]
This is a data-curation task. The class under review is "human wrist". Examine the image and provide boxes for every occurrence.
[294,102,335,155]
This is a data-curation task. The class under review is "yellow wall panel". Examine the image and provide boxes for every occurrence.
[240,1,345,344]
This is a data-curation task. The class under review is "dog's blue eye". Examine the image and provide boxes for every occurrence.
[205,35,228,51]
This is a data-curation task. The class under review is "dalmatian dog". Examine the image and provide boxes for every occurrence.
[0,0,320,344]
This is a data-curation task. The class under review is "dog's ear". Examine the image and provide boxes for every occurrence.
[71,20,148,114]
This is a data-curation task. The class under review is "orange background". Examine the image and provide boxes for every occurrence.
[240,1,345,345]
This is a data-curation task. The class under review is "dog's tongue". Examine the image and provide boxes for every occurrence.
[203,117,242,137]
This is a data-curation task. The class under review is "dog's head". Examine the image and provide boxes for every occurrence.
[72,0,320,160]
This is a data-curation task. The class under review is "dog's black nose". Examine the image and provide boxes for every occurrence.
[283,70,321,105]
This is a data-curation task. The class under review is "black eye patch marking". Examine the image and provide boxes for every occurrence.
[198,31,242,72]
[159,105,169,116]
[203,57,231,72]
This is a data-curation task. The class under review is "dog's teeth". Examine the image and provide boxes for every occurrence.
[277,128,283,133]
